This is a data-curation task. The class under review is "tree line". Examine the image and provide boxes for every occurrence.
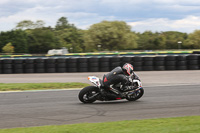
[0,17,200,54]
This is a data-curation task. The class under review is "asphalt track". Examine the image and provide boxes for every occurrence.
[0,70,200,129]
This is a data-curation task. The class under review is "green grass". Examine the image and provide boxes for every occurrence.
[0,116,200,133]
[0,82,90,91]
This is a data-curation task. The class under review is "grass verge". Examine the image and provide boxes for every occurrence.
[0,116,200,133]
[0,82,90,91]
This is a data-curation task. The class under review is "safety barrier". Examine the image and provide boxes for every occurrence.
[0,50,199,58]
[0,55,199,74]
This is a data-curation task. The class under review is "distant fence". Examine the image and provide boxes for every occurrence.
[0,54,200,74]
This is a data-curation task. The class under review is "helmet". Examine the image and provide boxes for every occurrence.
[122,63,134,76]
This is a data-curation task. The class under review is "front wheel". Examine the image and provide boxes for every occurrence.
[126,87,144,101]
[78,86,99,103]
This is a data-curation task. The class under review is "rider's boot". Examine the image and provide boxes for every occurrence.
[109,86,125,98]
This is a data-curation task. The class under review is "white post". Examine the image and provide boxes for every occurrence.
[177,41,182,49]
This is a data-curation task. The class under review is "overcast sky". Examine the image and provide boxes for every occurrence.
[1,0,200,33]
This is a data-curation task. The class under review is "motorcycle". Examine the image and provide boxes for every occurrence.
[78,76,144,103]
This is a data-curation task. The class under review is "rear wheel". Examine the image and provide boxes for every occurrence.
[126,88,144,101]
[78,86,99,103]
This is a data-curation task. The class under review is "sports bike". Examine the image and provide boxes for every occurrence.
[78,76,144,103]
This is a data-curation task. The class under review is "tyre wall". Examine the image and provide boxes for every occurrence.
[0,54,200,74]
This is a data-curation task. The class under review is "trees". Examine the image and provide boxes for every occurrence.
[184,30,200,49]
[2,42,14,53]
[15,19,64,53]
[153,33,166,49]
[0,30,28,53]
[0,17,84,53]
[1,17,200,54]
[60,28,84,53]
[162,31,187,49]
[137,31,156,50]
[137,31,188,50]
[84,21,138,51]
[55,17,84,53]
[16,20,45,30]
[27,27,61,53]
[55,17,75,30]
[11,30,29,53]
[0,31,10,51]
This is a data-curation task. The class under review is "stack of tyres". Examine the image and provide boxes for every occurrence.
[24,59,35,73]
[121,56,133,66]
[45,58,56,73]
[88,57,99,72]
[199,55,200,69]
[35,58,45,73]
[165,56,176,70]
[2,59,13,74]
[99,57,110,72]
[186,55,199,70]
[78,58,88,72]
[110,56,121,70]
[176,56,187,70]
[142,57,154,71]
[13,59,24,73]
[132,56,143,71]
[0,60,2,74]
[56,58,67,73]
[68,58,78,72]
[153,56,165,71]
[193,51,200,54]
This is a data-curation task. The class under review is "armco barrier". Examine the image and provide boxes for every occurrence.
[0,55,200,74]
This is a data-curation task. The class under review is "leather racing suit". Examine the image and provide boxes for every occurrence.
[102,66,140,97]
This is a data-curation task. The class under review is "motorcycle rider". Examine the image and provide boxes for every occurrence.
[102,63,140,98]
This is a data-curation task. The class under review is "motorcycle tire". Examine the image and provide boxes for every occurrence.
[79,86,99,103]
[126,87,144,101]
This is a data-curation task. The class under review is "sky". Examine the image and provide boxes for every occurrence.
[1,0,200,33]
